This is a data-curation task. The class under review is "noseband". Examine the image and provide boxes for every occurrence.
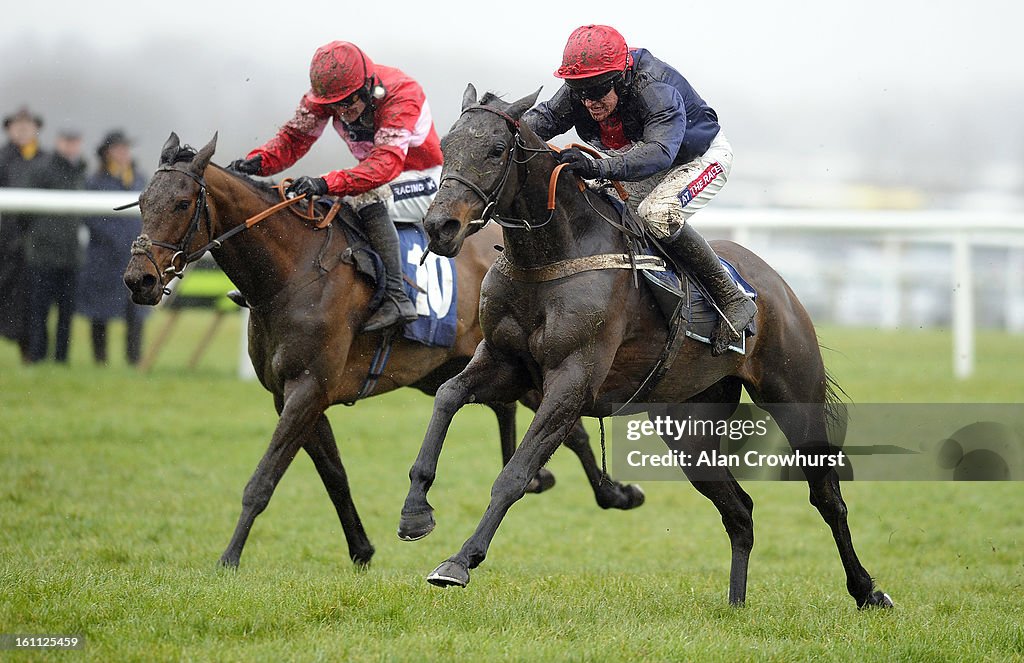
[438,105,554,230]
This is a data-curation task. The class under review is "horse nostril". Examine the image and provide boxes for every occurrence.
[439,218,461,240]
[140,274,157,290]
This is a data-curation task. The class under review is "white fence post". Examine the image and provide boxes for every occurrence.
[952,232,975,379]
[237,308,256,381]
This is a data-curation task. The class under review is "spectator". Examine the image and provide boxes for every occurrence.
[77,130,148,365]
[0,107,53,362]
[23,129,87,363]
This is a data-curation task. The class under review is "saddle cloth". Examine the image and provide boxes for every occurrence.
[333,212,457,349]
[397,225,458,348]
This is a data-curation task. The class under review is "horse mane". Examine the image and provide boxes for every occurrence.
[166,142,281,203]
[479,91,504,105]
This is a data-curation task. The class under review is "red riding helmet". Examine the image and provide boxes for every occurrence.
[308,41,373,104]
[555,25,630,81]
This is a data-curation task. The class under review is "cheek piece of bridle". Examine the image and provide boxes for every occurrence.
[438,105,571,232]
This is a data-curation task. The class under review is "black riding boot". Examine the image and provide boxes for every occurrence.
[662,224,757,356]
[359,202,418,333]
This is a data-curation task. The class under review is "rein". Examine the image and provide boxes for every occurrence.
[130,167,339,293]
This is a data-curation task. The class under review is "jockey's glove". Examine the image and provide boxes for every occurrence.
[228,154,262,175]
[557,147,602,179]
[287,176,329,198]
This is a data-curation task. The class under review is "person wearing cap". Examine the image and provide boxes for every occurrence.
[228,41,443,333]
[523,25,756,356]
[0,106,56,362]
[22,128,87,363]
[77,130,149,365]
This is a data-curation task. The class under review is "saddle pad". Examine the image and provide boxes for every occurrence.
[642,254,756,356]
[397,225,458,348]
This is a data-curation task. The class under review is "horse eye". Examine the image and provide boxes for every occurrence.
[175,200,191,212]
[489,143,507,157]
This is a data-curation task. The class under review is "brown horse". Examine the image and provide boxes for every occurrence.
[398,87,893,608]
[122,132,644,568]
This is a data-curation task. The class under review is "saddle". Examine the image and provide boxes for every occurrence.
[592,186,757,356]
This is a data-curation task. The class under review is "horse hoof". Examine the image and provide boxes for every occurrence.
[426,560,470,588]
[351,545,375,568]
[217,555,240,569]
[398,510,436,541]
[597,482,645,510]
[526,468,556,494]
[623,483,645,509]
[860,591,894,609]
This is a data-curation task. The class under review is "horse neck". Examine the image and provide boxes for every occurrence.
[499,171,623,268]
[203,168,324,305]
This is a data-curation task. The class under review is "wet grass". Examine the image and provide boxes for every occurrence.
[1,311,1022,661]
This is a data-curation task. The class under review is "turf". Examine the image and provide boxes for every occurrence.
[1,312,1022,661]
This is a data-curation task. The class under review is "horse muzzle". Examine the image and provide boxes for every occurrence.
[123,256,165,305]
[424,216,469,258]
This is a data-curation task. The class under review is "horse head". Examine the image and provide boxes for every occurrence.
[424,84,543,257]
[123,132,217,305]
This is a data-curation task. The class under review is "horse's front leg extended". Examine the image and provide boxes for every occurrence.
[399,342,528,541]
[426,360,590,587]
[219,379,324,567]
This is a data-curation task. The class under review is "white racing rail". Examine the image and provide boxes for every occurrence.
[3,187,1023,379]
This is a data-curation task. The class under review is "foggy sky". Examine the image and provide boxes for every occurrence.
[3,0,1022,207]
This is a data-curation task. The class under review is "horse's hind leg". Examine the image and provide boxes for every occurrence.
[486,400,555,494]
[753,388,892,609]
[304,414,375,566]
[399,341,529,541]
[661,391,753,605]
[219,381,322,568]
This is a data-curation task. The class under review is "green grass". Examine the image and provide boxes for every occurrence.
[1,312,1023,661]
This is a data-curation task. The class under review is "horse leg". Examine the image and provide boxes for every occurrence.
[426,363,588,588]
[303,414,375,566]
[399,342,529,541]
[754,394,892,609]
[486,400,555,494]
[662,392,754,606]
[219,380,323,568]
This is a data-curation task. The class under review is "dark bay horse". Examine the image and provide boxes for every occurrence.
[122,132,644,568]
[399,87,892,608]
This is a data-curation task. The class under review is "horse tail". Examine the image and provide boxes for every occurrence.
[822,363,851,448]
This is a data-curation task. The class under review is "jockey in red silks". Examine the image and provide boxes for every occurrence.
[230,41,443,333]
[523,25,756,355]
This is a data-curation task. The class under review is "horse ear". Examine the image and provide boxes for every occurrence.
[190,132,218,175]
[159,132,180,165]
[506,87,542,121]
[461,83,478,111]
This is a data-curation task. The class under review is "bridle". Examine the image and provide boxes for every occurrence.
[438,105,555,230]
[129,166,213,292]
[129,166,334,294]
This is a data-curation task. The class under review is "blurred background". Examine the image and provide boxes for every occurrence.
[3,0,1023,335]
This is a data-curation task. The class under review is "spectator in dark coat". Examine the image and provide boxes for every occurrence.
[77,130,148,365]
[23,129,87,363]
[0,107,55,362]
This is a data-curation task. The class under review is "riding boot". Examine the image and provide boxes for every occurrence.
[359,202,418,333]
[662,223,757,356]
[226,289,249,308]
